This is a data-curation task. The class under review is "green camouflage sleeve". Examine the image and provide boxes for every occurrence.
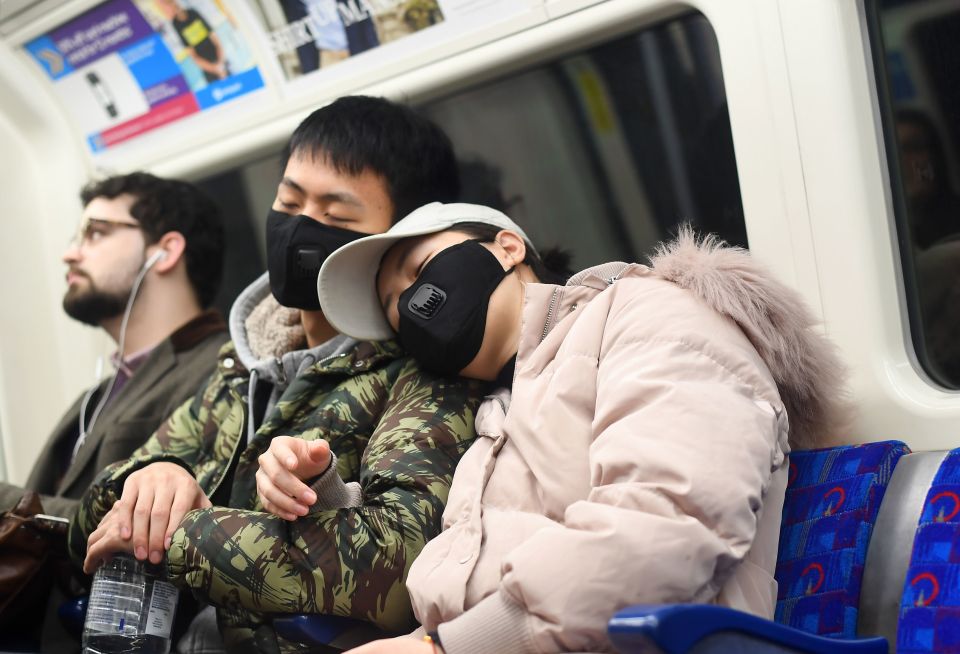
[67,378,215,566]
[164,361,483,634]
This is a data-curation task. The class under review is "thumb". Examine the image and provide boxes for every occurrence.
[307,440,330,465]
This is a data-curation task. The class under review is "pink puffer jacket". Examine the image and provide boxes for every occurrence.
[406,231,850,654]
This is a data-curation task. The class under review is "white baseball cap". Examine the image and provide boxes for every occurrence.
[317,202,535,341]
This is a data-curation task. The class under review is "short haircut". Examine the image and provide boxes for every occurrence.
[80,172,225,307]
[281,95,460,222]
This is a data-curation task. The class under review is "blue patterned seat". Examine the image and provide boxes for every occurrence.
[775,441,911,638]
[898,449,960,653]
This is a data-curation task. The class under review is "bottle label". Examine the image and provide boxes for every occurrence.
[86,575,145,634]
[144,580,178,638]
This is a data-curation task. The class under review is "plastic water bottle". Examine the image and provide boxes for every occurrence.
[81,554,178,654]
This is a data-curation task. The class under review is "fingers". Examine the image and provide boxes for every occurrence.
[255,438,333,521]
[256,446,317,515]
[116,478,142,541]
[256,467,308,520]
[131,481,155,561]
[147,484,174,564]
[271,437,301,471]
[118,462,206,560]
[165,481,206,551]
[86,502,114,553]
[271,437,329,479]
[84,507,134,574]
[259,447,317,503]
[293,439,331,479]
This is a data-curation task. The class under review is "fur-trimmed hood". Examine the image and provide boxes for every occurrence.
[647,228,852,449]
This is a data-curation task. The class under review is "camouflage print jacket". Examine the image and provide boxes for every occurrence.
[69,287,484,651]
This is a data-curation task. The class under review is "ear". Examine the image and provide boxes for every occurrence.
[150,231,186,274]
[495,230,527,268]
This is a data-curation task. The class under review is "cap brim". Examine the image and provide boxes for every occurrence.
[317,223,451,341]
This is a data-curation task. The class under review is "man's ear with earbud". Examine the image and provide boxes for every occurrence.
[146,231,186,274]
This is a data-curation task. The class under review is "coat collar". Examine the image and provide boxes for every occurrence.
[169,309,227,353]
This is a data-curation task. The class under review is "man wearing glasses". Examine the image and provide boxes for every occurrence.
[0,172,229,648]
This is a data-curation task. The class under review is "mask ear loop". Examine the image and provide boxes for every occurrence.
[470,237,519,276]
[71,250,159,464]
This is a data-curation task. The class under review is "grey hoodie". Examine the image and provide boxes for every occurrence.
[228,272,362,508]
[228,272,357,443]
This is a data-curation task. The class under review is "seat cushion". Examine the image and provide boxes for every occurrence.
[775,441,910,638]
[898,450,960,653]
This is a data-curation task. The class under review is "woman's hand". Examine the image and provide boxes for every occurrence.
[256,436,331,520]
[344,636,439,654]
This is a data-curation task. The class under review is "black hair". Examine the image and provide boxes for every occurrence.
[282,95,460,221]
[80,172,225,307]
[451,222,573,285]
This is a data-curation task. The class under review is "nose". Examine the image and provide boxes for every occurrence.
[300,203,331,225]
[63,240,82,264]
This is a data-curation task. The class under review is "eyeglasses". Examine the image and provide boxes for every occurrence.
[71,218,142,247]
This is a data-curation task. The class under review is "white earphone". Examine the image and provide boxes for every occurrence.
[74,247,169,463]
[142,249,168,271]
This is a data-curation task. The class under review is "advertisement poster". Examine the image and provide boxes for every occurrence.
[25,0,264,153]
[251,0,526,81]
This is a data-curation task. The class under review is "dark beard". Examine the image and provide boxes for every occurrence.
[62,286,128,326]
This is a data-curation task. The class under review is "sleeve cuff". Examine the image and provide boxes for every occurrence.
[437,591,537,654]
[306,453,362,513]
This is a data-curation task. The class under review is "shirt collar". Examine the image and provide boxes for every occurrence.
[110,345,155,378]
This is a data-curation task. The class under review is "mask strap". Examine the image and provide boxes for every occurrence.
[467,238,517,276]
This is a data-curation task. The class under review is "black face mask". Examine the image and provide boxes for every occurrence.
[266,209,366,310]
[397,240,512,376]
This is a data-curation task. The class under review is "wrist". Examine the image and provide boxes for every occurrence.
[424,631,445,654]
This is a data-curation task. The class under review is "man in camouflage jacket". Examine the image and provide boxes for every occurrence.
[68,96,484,651]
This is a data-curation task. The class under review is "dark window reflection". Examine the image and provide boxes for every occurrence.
[871,0,960,388]
[420,11,745,270]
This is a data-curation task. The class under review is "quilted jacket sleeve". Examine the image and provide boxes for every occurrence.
[67,378,218,566]
[163,360,483,633]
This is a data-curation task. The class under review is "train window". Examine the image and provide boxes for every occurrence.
[196,153,281,315]
[869,0,960,388]
[419,11,745,269]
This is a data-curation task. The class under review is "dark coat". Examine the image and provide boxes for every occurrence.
[0,310,228,518]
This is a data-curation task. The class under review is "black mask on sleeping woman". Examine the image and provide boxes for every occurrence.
[397,240,513,376]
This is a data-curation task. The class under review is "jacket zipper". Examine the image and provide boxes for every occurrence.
[207,388,245,501]
[540,288,561,343]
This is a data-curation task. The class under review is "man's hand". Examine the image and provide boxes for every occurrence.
[84,461,210,573]
[83,501,136,574]
[345,637,439,654]
[256,437,331,521]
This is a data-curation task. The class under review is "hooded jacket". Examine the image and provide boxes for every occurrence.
[69,273,485,649]
[407,231,850,654]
